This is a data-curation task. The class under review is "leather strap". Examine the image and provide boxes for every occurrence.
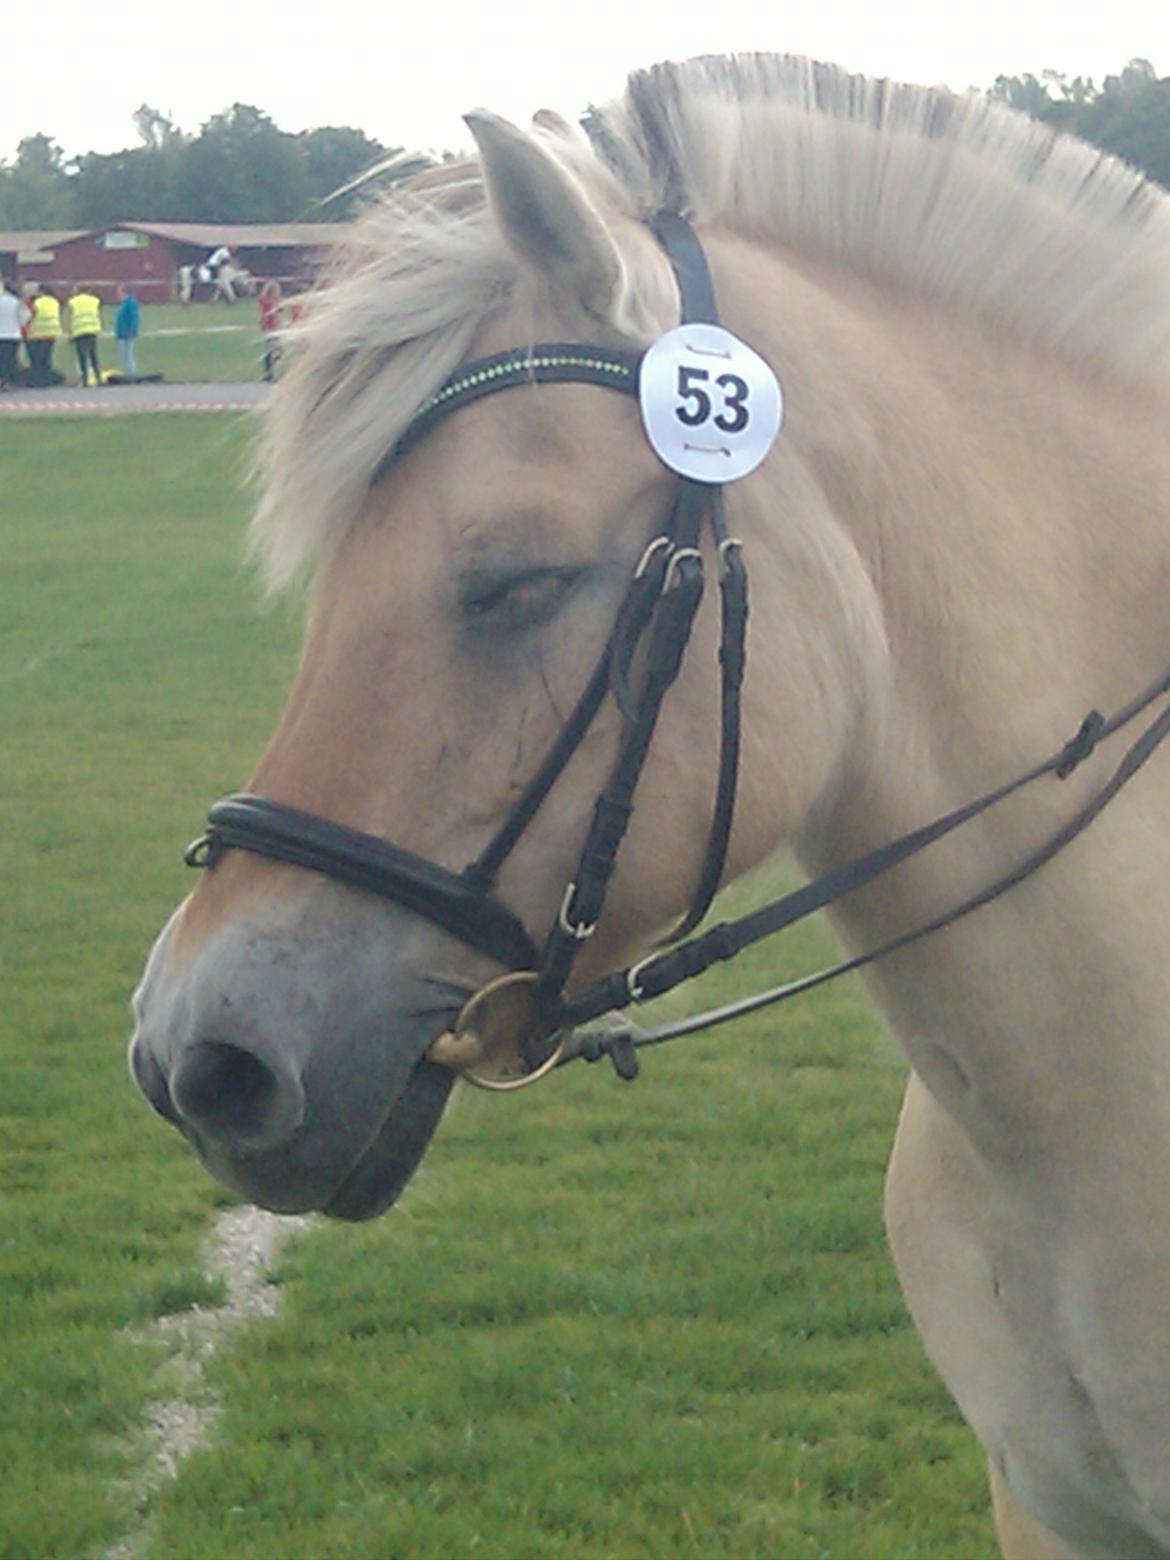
[556,664,1170,1033]
[191,794,539,969]
[651,214,719,324]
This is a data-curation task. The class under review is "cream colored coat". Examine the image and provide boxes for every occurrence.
[132,58,1170,1559]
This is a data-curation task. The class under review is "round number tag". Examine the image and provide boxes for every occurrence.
[639,323,783,484]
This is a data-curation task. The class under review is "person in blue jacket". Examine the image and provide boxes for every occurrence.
[115,285,140,378]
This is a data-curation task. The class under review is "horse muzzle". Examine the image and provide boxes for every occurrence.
[128,899,475,1219]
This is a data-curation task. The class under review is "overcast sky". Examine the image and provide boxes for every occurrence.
[5,0,1167,167]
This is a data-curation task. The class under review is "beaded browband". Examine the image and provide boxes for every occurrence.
[387,344,643,467]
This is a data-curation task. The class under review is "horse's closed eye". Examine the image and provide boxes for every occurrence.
[460,567,583,630]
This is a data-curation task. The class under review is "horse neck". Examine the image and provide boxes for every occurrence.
[724,234,1169,834]
[719,233,1170,1123]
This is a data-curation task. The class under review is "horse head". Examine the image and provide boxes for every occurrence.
[130,110,884,1218]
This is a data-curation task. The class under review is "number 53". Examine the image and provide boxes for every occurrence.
[675,366,751,434]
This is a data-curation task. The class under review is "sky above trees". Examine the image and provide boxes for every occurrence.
[2,0,1167,168]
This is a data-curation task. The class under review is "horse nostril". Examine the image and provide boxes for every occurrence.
[129,1036,181,1126]
[169,1040,306,1155]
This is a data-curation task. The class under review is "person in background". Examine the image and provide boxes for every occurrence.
[177,263,193,306]
[257,278,284,381]
[66,283,103,386]
[115,284,140,378]
[206,244,238,304]
[0,276,30,389]
[26,285,62,386]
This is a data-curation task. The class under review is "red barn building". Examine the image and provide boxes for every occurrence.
[0,221,342,302]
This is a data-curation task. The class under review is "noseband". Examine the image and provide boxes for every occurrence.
[186,216,1170,1089]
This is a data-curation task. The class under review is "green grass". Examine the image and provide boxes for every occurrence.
[41,300,265,385]
[2,414,298,1558]
[1,415,995,1558]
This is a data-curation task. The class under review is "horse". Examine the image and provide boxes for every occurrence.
[129,55,1170,1559]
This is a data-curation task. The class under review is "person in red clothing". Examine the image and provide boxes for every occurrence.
[258,280,284,381]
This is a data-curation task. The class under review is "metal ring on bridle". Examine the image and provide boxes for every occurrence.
[426,971,567,1091]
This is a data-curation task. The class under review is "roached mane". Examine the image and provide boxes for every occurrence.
[253,53,1170,592]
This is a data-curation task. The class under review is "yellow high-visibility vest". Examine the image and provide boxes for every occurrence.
[27,295,62,339]
[67,292,102,337]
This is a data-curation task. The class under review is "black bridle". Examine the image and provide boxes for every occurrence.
[186,215,1170,1084]
[187,216,746,1046]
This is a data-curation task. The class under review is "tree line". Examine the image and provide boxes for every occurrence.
[0,103,407,230]
[990,57,1170,186]
[2,59,1168,232]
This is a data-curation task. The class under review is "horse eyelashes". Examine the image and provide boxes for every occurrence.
[459,567,584,630]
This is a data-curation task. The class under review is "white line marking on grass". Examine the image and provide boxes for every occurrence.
[105,1206,313,1560]
[0,398,259,416]
[148,325,249,337]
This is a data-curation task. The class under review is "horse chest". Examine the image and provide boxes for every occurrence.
[887,1074,1170,1554]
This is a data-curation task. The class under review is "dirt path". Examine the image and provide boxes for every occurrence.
[0,382,267,417]
[104,1206,313,1560]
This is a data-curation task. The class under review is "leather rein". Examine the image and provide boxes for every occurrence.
[185,215,1170,1089]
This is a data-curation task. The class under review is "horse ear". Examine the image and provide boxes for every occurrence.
[531,109,578,140]
[464,110,622,319]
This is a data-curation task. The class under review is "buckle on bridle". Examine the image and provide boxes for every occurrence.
[425,971,566,1091]
[662,546,703,593]
[717,536,744,577]
[634,534,673,579]
[626,953,657,1003]
[557,881,597,941]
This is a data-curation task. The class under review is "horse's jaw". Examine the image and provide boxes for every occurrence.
[313,1058,454,1218]
[128,898,474,1219]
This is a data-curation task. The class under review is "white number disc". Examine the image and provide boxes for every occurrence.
[639,323,783,483]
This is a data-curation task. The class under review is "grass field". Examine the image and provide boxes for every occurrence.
[26,301,265,386]
[1,414,995,1558]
